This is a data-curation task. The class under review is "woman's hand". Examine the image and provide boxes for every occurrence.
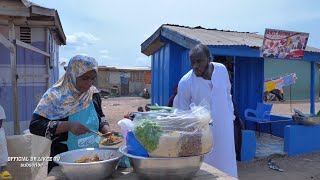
[68,122,90,135]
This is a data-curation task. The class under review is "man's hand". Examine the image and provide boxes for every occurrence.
[68,122,90,135]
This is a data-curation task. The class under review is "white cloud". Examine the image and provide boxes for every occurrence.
[67,32,99,43]
[99,49,112,60]
[66,32,99,51]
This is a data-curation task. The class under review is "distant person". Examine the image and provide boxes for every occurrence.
[137,107,144,112]
[145,104,151,112]
[143,88,150,99]
[167,85,178,107]
[0,104,12,179]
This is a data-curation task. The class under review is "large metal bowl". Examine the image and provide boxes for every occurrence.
[53,148,123,180]
[292,115,320,126]
[119,145,205,180]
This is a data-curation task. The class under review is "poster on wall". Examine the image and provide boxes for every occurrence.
[260,28,309,59]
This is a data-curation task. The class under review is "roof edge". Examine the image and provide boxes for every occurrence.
[141,26,163,56]
[141,24,199,56]
[163,24,258,34]
[29,2,66,45]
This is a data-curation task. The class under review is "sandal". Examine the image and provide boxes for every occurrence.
[0,171,12,180]
[268,159,284,172]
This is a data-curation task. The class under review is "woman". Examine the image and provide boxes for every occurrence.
[29,55,110,172]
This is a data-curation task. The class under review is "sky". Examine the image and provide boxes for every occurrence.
[31,0,320,68]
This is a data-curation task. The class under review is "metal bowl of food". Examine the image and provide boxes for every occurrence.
[119,145,205,180]
[53,148,123,180]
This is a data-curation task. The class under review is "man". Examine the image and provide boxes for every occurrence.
[173,44,237,178]
[0,104,12,179]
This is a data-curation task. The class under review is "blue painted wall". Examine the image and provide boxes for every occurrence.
[0,40,49,134]
[264,59,320,100]
[180,49,191,76]
[17,42,46,65]
[0,43,10,64]
[151,43,169,105]
[0,28,60,135]
[285,125,320,155]
[233,57,264,120]
[151,41,186,106]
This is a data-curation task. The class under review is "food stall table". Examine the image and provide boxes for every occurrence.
[46,162,237,180]
[46,126,237,180]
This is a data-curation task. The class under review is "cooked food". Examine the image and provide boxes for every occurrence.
[75,154,101,163]
[100,135,123,145]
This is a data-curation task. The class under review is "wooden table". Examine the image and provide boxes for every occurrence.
[46,162,236,180]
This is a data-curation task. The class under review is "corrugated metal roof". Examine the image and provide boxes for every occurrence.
[162,24,320,53]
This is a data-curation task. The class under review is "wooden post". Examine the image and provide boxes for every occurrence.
[15,40,50,57]
[46,28,50,89]
[9,20,20,135]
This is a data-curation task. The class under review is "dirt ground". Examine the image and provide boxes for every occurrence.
[102,97,320,180]
[101,97,151,132]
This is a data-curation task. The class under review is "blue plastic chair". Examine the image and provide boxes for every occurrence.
[244,103,273,135]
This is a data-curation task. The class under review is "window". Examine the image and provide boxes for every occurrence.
[20,27,31,43]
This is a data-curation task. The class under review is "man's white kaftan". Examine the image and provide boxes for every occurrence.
[173,62,237,178]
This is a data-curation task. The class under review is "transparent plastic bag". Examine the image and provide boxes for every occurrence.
[132,104,213,157]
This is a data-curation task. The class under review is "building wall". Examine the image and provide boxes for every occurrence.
[97,70,109,89]
[109,72,121,84]
[264,59,320,100]
[151,44,170,105]
[97,70,150,96]
[0,26,59,135]
[233,57,264,121]
[129,82,145,95]
[146,71,151,84]
[129,71,148,95]
[151,41,186,106]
